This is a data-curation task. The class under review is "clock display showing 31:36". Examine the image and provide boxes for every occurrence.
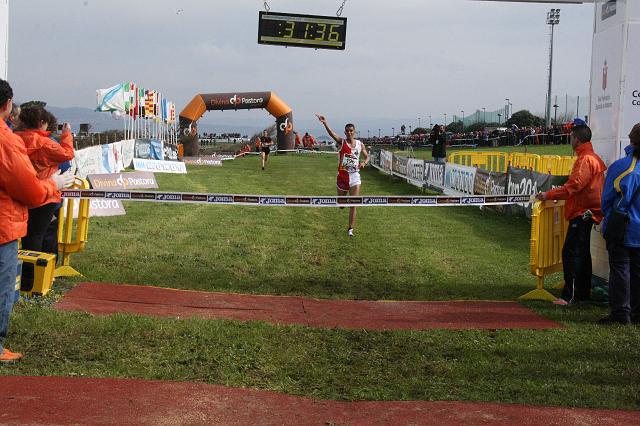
[258,11,347,50]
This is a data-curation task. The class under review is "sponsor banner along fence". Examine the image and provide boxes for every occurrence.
[73,139,181,178]
[62,189,533,208]
[181,156,223,167]
[133,158,187,174]
[77,171,159,217]
[370,149,568,215]
[444,163,476,195]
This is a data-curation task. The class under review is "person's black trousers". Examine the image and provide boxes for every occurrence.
[41,208,61,259]
[561,217,594,303]
[21,203,57,291]
[606,242,640,322]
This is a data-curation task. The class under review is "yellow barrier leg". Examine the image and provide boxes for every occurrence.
[54,253,82,278]
[519,276,557,302]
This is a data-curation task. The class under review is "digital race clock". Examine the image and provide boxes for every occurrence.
[258,11,347,50]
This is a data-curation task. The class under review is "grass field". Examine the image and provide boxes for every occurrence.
[3,153,639,410]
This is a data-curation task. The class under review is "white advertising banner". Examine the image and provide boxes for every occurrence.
[630,0,640,21]
[73,146,103,178]
[110,142,125,173]
[590,23,624,166]
[0,0,7,80]
[406,158,424,188]
[72,198,126,218]
[444,163,476,195]
[120,139,135,169]
[133,158,187,174]
[595,0,627,33]
[380,150,393,174]
[622,23,640,140]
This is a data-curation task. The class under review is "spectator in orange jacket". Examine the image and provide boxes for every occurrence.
[15,105,75,292]
[536,119,606,305]
[0,79,74,362]
[294,131,302,148]
[302,132,315,149]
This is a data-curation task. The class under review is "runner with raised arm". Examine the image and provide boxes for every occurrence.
[316,114,369,237]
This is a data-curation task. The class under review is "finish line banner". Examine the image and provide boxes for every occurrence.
[62,190,533,207]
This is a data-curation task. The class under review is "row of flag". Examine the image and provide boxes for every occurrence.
[96,82,176,123]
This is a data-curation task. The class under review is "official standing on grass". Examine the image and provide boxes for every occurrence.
[535,119,607,306]
[430,125,446,162]
[0,79,74,362]
[600,123,640,325]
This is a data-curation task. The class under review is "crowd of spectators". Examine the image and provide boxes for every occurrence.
[359,124,573,148]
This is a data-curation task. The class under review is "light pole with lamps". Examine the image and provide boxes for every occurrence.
[429,115,432,129]
[505,98,510,120]
[461,110,465,132]
[545,8,560,127]
[497,113,502,125]
[378,128,381,138]
[392,127,395,137]
[553,103,559,124]
[367,129,370,138]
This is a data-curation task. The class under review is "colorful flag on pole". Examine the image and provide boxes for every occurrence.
[96,83,126,112]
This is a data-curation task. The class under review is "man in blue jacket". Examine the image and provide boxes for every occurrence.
[600,123,640,325]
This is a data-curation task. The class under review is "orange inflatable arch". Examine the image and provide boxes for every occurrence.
[179,92,294,150]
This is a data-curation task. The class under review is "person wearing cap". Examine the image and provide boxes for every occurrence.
[536,119,607,305]
[600,123,640,325]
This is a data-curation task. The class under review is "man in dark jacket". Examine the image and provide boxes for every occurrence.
[430,125,446,162]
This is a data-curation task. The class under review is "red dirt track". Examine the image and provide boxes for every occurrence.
[0,376,637,425]
[54,282,560,330]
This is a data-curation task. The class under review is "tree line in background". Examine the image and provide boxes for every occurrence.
[408,110,553,135]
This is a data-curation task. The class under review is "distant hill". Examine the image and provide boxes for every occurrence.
[46,105,429,140]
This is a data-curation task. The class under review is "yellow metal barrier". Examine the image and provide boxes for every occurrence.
[447,152,508,172]
[509,153,540,171]
[521,200,568,301]
[538,155,561,174]
[448,151,575,175]
[55,177,91,278]
[558,156,576,176]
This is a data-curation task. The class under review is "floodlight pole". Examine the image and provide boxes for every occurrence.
[545,9,560,128]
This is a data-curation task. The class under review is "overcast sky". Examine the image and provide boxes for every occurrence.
[7,0,595,128]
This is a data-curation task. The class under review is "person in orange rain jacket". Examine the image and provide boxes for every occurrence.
[15,105,75,293]
[294,131,302,148]
[302,132,315,149]
[536,119,606,306]
[0,79,73,362]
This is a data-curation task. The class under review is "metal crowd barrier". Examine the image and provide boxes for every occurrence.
[521,200,568,301]
[55,177,91,278]
[448,151,509,172]
[448,151,575,175]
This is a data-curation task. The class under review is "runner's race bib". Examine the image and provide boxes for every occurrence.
[342,154,359,173]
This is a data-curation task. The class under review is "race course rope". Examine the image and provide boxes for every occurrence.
[62,190,534,207]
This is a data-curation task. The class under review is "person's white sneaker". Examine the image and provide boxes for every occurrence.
[348,228,353,237]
